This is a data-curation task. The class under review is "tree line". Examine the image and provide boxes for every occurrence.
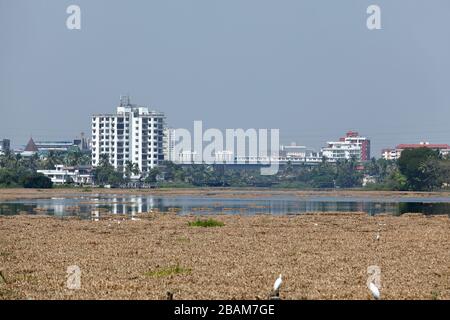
[2,147,449,191]
[0,149,90,188]
[95,148,450,191]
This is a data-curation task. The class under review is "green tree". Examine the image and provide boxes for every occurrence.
[20,173,53,189]
[398,148,441,191]
[335,158,362,188]
[92,154,125,186]
[145,167,161,183]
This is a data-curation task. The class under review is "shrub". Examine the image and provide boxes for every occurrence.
[144,264,191,278]
[20,173,53,189]
[188,218,224,228]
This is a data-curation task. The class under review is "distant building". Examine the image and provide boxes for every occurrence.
[78,132,90,151]
[215,150,234,163]
[381,142,450,160]
[21,137,39,156]
[163,128,176,162]
[178,151,198,163]
[37,165,93,185]
[91,96,165,176]
[280,143,308,158]
[35,140,79,152]
[321,131,371,161]
[362,175,377,186]
[381,148,400,160]
[0,139,10,154]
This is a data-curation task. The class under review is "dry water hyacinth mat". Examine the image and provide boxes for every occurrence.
[0,213,449,300]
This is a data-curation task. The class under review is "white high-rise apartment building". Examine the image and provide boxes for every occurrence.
[91,96,165,175]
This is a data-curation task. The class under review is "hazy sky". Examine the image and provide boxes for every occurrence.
[1,0,450,156]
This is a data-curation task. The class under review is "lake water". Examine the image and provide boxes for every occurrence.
[0,194,449,219]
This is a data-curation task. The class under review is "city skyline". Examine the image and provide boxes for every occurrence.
[2,1,450,155]
[2,92,449,159]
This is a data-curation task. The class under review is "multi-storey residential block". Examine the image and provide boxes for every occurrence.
[91,96,165,176]
[321,131,371,161]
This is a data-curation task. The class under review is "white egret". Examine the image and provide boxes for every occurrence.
[376,233,380,241]
[273,274,282,293]
[368,282,380,300]
[269,274,283,300]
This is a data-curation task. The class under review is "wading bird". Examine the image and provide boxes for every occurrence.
[368,282,380,300]
[269,274,283,299]
[274,274,282,292]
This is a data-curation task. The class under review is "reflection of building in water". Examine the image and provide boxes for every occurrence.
[105,196,157,215]
[35,203,66,216]
[91,210,99,221]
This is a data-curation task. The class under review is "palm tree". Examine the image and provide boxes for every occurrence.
[64,150,82,166]
[14,153,22,170]
[28,153,39,171]
[43,151,62,170]
[99,154,110,168]
[125,161,140,181]
[132,163,140,176]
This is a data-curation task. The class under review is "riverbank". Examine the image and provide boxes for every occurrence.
[1,187,450,201]
[0,213,448,300]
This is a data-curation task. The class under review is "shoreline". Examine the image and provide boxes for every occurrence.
[0,213,448,300]
[1,187,450,201]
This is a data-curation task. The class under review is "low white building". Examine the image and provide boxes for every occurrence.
[280,144,307,158]
[381,142,450,160]
[37,165,92,185]
[381,148,400,160]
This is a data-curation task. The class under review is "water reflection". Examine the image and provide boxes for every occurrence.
[0,194,449,219]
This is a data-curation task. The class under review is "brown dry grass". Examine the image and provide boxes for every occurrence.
[0,213,449,300]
